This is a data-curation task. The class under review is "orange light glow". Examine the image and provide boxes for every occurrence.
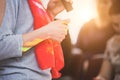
[42,0,97,44]
[56,0,97,44]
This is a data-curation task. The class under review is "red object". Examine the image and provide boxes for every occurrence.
[28,0,64,78]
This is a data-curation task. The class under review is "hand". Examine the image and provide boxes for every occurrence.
[43,19,70,42]
[93,76,106,80]
[47,0,72,17]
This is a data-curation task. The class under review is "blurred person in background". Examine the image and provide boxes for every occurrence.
[70,0,116,80]
[95,0,120,80]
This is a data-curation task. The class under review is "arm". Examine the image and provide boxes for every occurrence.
[22,19,70,47]
[22,0,72,52]
[94,44,113,80]
[95,59,112,80]
[23,0,71,47]
[0,28,49,60]
[0,0,70,60]
[0,30,23,60]
[0,19,69,60]
[22,27,50,52]
[94,38,113,80]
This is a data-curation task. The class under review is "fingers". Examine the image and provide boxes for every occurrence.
[52,0,73,3]
[56,19,70,25]
[51,33,66,42]
[47,19,70,42]
[65,0,73,4]
[61,19,70,25]
[55,19,70,31]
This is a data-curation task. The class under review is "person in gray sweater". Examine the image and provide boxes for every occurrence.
[0,0,72,80]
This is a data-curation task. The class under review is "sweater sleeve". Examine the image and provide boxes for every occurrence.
[0,29,23,60]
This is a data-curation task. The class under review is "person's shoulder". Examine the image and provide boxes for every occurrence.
[80,19,95,30]
[83,19,95,27]
[7,0,20,7]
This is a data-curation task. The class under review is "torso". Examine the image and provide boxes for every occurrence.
[0,0,51,80]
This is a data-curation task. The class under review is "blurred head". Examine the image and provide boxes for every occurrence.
[109,1,120,33]
[95,0,112,18]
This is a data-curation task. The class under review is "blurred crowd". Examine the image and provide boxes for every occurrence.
[54,0,120,80]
